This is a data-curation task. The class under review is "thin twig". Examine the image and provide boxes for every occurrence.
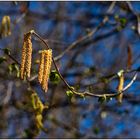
[72,72,138,98]
[123,72,137,92]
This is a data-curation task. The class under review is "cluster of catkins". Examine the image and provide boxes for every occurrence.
[20,32,52,92]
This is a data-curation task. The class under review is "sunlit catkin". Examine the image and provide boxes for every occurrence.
[38,51,45,84]
[41,49,52,92]
[20,33,32,79]
[25,33,32,78]
[1,16,11,37]
[117,72,124,103]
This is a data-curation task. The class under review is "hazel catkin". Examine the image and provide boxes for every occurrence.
[1,16,11,37]
[38,49,52,92]
[117,71,124,103]
[25,34,32,78]
[20,33,32,80]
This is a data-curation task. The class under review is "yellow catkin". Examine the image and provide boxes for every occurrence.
[42,49,52,92]
[20,33,32,79]
[117,73,124,103]
[38,51,45,84]
[25,33,32,78]
[20,42,27,80]
[30,91,44,130]
[1,16,11,37]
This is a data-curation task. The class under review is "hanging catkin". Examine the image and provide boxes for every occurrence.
[117,72,124,103]
[25,34,32,78]
[20,33,32,80]
[42,49,52,92]
[1,16,11,37]
[38,49,52,92]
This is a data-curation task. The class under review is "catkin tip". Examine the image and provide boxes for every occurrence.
[30,30,34,34]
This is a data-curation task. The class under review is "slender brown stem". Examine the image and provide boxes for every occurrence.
[32,31,50,49]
